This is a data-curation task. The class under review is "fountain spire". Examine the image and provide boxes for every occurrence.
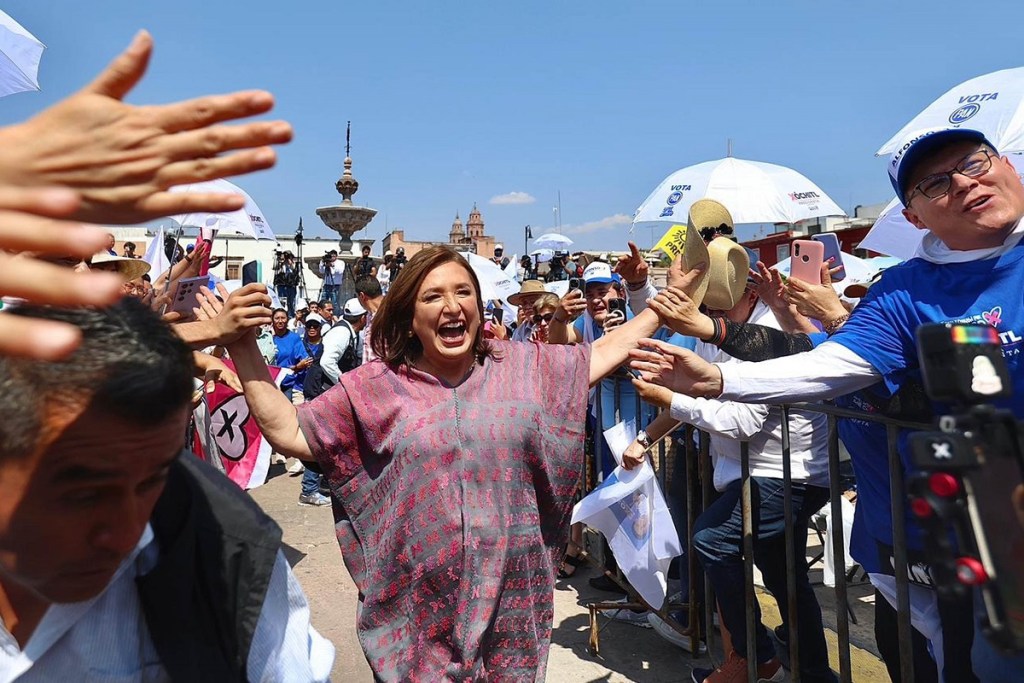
[317,122,377,252]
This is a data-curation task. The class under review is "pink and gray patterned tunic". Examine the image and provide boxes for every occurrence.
[297,341,590,681]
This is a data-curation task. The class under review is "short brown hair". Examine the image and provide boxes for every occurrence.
[533,293,559,312]
[370,246,495,369]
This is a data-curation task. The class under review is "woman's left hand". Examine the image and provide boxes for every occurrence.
[194,351,243,394]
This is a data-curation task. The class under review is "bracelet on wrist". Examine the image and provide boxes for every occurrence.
[626,277,649,292]
[823,313,850,335]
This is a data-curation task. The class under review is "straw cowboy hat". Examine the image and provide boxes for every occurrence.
[89,252,151,282]
[508,279,547,306]
[682,199,750,310]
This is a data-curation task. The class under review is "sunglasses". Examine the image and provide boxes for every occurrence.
[532,313,555,324]
[698,224,734,242]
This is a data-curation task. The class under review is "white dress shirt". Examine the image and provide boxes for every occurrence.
[318,260,345,287]
[0,525,334,682]
[669,301,831,491]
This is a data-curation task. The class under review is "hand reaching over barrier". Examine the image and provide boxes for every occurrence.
[628,338,723,398]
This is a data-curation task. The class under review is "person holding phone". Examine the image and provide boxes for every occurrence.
[549,262,652,473]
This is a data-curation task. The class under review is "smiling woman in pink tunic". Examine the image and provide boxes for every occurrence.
[223,246,674,681]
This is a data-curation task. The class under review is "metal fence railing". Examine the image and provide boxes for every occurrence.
[583,376,932,682]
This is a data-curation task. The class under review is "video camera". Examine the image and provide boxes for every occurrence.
[909,323,1024,653]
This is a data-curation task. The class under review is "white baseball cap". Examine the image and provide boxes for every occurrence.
[343,297,367,317]
[582,261,614,285]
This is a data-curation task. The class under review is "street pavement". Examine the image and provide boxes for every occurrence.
[251,463,888,681]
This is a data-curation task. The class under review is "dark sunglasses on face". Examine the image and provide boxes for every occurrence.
[698,224,734,242]
[532,313,554,324]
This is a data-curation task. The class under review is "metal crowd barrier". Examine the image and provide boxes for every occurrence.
[583,376,933,682]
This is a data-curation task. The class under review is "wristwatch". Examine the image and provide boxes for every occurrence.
[636,430,651,449]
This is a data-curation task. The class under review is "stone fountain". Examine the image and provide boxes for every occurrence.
[306,123,378,301]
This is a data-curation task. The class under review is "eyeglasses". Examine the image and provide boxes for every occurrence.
[532,313,554,324]
[906,149,995,203]
[698,224,734,242]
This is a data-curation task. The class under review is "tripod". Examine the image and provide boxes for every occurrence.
[294,218,308,302]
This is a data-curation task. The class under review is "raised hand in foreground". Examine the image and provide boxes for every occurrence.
[0,187,124,359]
[0,31,293,224]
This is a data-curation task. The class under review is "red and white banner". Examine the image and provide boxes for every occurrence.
[192,360,287,489]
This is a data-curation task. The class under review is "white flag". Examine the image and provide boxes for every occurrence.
[143,226,170,282]
[571,419,683,607]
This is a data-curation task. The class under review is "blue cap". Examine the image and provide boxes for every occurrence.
[888,128,996,204]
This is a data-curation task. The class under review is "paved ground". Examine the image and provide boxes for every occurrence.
[251,464,889,681]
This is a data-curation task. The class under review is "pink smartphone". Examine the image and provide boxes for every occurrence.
[790,239,824,284]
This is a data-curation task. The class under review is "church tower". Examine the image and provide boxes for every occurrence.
[449,212,465,244]
[466,203,485,239]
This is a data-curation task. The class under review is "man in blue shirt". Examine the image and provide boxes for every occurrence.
[645,127,1024,682]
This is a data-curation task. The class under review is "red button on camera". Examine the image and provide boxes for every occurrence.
[955,558,989,586]
[929,473,960,498]
[911,498,934,519]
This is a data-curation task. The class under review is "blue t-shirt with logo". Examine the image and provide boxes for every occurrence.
[831,243,1024,414]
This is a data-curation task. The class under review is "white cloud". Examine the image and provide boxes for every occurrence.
[489,191,536,205]
[562,213,633,235]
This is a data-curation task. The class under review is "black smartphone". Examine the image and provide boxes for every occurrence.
[568,277,583,292]
[608,298,627,317]
[242,260,262,285]
[492,308,504,326]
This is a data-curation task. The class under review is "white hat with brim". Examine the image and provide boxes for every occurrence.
[508,279,547,306]
[89,253,151,282]
[703,237,751,311]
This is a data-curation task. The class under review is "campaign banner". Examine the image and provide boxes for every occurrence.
[651,224,688,259]
[571,420,683,607]
[192,360,287,489]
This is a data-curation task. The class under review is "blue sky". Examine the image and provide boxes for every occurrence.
[3,1,1024,251]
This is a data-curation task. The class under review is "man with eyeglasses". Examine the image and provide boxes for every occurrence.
[632,127,1024,681]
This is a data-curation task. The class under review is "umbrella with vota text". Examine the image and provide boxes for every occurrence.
[632,157,846,235]
[876,67,1024,157]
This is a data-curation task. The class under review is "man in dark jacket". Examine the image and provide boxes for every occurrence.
[0,299,333,681]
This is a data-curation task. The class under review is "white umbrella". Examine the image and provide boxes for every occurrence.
[877,67,1024,156]
[460,252,520,303]
[0,11,44,98]
[632,157,846,233]
[859,153,1024,260]
[168,178,276,240]
[532,232,573,250]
